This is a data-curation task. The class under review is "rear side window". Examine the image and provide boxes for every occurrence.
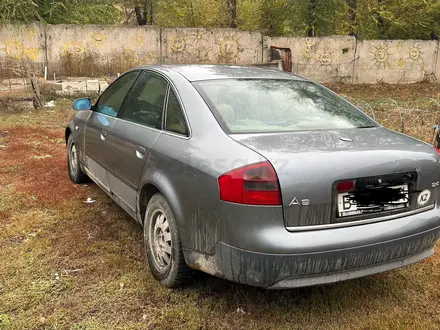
[165,89,189,136]
[121,71,168,129]
[193,79,376,133]
[95,71,139,117]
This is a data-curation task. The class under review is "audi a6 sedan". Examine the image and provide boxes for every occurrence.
[66,65,440,289]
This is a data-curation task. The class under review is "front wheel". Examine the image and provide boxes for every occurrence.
[144,193,193,288]
[67,134,89,184]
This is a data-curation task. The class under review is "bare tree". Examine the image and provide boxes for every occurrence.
[372,0,385,37]
[134,6,147,25]
[134,0,153,26]
[306,0,317,37]
[149,0,153,24]
[346,0,357,36]
[228,0,237,28]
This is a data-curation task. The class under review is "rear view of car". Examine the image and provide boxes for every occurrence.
[67,65,440,289]
[191,73,440,288]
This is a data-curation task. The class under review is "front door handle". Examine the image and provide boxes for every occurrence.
[136,146,146,159]
[100,130,107,141]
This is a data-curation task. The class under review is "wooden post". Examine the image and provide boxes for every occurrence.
[25,61,42,109]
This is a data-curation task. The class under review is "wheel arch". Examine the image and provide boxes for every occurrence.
[138,182,160,225]
[137,171,186,237]
[65,127,72,144]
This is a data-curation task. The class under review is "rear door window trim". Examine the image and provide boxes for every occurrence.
[163,85,191,139]
[115,69,192,139]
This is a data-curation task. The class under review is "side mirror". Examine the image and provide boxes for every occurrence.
[72,98,92,111]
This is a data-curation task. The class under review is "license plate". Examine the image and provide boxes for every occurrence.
[337,184,409,217]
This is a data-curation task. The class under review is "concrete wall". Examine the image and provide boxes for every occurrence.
[161,28,262,64]
[354,40,438,84]
[1,24,440,84]
[436,46,440,82]
[0,24,45,77]
[46,25,160,76]
[263,36,356,83]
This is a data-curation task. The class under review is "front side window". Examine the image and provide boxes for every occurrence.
[165,89,189,136]
[193,79,377,133]
[121,71,168,129]
[95,71,139,117]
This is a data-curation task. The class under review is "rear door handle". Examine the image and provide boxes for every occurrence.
[136,146,146,159]
[100,130,107,141]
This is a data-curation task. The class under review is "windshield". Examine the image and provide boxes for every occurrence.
[193,79,376,133]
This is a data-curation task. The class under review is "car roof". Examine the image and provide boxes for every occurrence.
[133,64,308,82]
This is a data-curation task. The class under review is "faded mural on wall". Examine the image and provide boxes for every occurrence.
[263,36,356,84]
[1,24,440,84]
[46,25,160,76]
[354,40,437,84]
[369,43,425,70]
[0,26,42,61]
[161,28,261,65]
[0,24,45,76]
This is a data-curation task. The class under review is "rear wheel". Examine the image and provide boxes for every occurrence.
[67,134,89,184]
[144,193,193,288]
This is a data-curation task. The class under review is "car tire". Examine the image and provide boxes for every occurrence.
[144,193,193,288]
[67,134,89,184]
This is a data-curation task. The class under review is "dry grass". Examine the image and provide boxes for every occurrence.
[1,87,440,330]
[328,83,440,143]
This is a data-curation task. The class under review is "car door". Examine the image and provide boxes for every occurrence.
[83,70,140,191]
[104,70,168,213]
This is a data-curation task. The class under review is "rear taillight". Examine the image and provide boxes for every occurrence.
[218,161,281,205]
[337,180,355,192]
[435,147,440,156]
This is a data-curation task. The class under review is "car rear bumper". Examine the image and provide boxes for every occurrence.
[268,247,433,289]
[184,210,440,289]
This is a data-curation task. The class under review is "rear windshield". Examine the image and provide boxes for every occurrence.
[193,79,376,133]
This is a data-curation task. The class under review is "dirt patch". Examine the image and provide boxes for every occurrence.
[0,126,76,205]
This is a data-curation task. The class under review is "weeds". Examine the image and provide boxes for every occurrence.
[1,85,440,329]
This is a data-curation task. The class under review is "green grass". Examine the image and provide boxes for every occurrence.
[1,87,440,329]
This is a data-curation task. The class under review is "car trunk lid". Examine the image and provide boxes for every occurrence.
[231,127,440,228]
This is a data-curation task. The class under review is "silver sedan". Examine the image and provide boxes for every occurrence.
[66,65,440,289]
